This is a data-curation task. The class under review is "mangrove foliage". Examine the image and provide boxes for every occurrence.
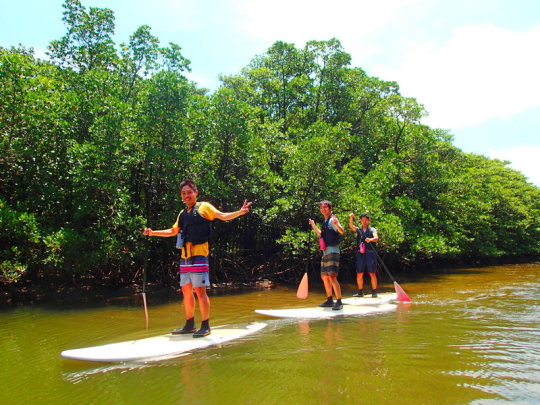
[1,0,539,289]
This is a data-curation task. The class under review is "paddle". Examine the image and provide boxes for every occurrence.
[358,226,411,302]
[371,246,411,302]
[141,162,154,329]
[142,273,149,329]
[297,232,314,299]
[296,272,309,299]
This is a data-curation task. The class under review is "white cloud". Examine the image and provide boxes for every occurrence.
[225,2,540,132]
[33,47,49,60]
[230,0,425,61]
[185,70,215,89]
[372,23,540,129]
[487,146,540,187]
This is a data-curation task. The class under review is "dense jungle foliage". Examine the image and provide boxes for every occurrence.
[1,0,539,289]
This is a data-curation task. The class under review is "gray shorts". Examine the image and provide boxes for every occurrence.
[179,271,210,288]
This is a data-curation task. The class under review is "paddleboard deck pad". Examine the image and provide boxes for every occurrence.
[342,292,397,306]
[61,322,267,363]
[255,303,396,319]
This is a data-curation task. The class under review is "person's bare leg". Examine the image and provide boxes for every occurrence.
[182,283,195,319]
[357,273,364,290]
[330,274,342,299]
[171,283,196,334]
[193,286,211,337]
[194,286,210,320]
[330,274,343,310]
[369,273,377,290]
[321,275,333,298]
[319,275,334,307]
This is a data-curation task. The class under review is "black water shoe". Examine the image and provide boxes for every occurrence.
[332,300,343,310]
[352,290,364,297]
[171,318,196,334]
[319,298,334,307]
[371,289,378,298]
[193,327,211,338]
[193,320,211,338]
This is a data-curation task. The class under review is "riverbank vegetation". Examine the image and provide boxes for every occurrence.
[1,0,539,292]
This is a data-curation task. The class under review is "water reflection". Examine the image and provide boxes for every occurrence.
[177,355,212,403]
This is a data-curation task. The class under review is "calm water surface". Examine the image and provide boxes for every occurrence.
[1,263,539,404]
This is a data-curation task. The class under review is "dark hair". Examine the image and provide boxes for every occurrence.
[319,200,333,210]
[360,213,371,219]
[179,179,198,192]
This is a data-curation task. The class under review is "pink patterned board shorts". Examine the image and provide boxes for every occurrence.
[179,255,210,287]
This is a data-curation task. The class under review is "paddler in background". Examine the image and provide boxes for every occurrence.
[349,213,379,297]
[143,179,252,337]
[308,200,345,310]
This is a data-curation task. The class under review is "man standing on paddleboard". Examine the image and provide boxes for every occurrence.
[143,179,252,337]
[349,213,379,297]
[308,200,345,310]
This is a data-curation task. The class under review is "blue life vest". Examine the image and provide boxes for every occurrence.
[179,202,212,245]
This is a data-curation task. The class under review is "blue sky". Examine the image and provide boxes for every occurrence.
[2,0,539,186]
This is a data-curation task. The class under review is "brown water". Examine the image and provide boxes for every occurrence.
[1,263,539,404]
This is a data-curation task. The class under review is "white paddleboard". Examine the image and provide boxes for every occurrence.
[342,292,397,306]
[255,303,396,319]
[61,322,267,362]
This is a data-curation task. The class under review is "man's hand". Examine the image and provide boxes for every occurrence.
[240,200,253,214]
[142,228,152,236]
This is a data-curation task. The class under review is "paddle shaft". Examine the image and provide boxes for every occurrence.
[142,247,150,329]
[142,162,154,329]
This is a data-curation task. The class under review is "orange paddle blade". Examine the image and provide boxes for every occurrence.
[394,281,411,302]
[296,272,309,299]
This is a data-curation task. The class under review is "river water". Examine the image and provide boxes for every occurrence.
[1,263,539,404]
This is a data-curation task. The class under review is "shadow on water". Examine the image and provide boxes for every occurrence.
[2,260,538,312]
[0,283,279,312]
